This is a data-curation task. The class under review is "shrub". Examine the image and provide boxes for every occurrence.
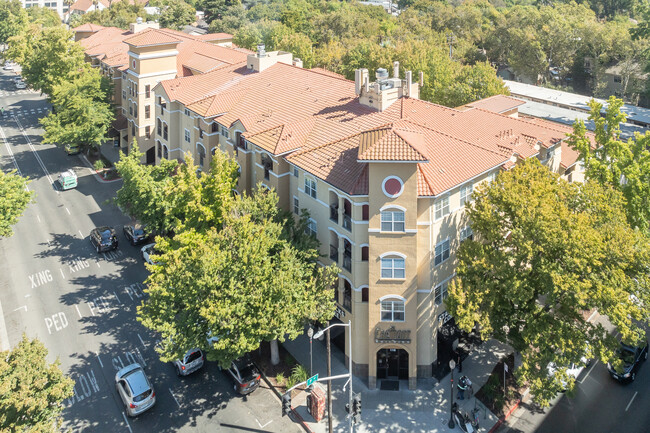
[94,159,105,171]
[275,373,286,387]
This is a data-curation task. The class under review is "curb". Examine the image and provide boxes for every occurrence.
[79,154,122,184]
[254,360,314,433]
[487,388,529,433]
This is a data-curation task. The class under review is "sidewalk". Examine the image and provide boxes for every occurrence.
[283,334,511,433]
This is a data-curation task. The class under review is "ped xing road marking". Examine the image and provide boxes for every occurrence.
[29,269,53,288]
[44,312,68,334]
[96,353,103,368]
[74,305,83,318]
[124,283,145,301]
[626,391,638,411]
[87,296,112,316]
[68,258,90,274]
[65,368,100,407]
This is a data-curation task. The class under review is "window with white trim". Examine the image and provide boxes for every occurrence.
[435,196,450,220]
[221,127,229,139]
[184,108,191,117]
[434,281,449,305]
[381,299,405,322]
[293,197,299,215]
[305,178,317,199]
[460,183,473,207]
[293,167,299,177]
[381,257,405,279]
[434,239,450,266]
[460,226,473,242]
[305,218,317,237]
[381,210,405,232]
[184,129,191,143]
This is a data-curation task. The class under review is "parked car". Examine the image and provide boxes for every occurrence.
[115,363,156,417]
[90,226,118,253]
[3,62,14,71]
[547,356,591,390]
[607,339,648,382]
[172,349,205,376]
[14,80,25,89]
[64,143,81,155]
[123,224,148,245]
[141,243,159,265]
[223,356,260,395]
[13,76,21,84]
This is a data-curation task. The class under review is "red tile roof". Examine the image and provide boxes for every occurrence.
[460,95,525,113]
[158,63,585,196]
[72,23,105,32]
[123,28,182,47]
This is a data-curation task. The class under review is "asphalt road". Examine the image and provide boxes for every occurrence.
[0,67,300,433]
[499,321,650,433]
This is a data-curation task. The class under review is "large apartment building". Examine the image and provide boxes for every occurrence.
[74,20,243,163]
[75,28,589,390]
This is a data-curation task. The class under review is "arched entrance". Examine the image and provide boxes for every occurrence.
[376,348,409,381]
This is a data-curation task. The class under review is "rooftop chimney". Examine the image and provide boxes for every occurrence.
[136,16,143,24]
[257,44,266,58]
[376,68,389,80]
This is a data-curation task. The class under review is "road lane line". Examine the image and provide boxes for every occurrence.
[579,360,598,383]
[169,388,181,408]
[137,334,146,348]
[60,268,65,279]
[75,305,83,318]
[626,391,638,411]
[121,413,133,433]
[65,207,71,215]
[12,305,27,312]
[36,214,41,222]
[13,115,55,185]
[96,353,103,368]
[0,125,28,190]
[24,294,30,298]
[95,261,100,268]
[78,230,84,238]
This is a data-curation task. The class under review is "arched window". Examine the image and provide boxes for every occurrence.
[380,297,405,322]
[380,208,405,232]
[162,145,169,160]
[197,143,206,167]
[157,119,161,136]
[380,253,405,279]
[156,141,161,158]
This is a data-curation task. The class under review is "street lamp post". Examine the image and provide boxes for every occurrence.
[313,320,353,433]
[448,359,456,429]
[307,326,314,378]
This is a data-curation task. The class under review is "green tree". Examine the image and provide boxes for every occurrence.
[446,159,650,407]
[138,188,338,367]
[19,26,86,97]
[41,67,114,152]
[0,0,27,45]
[567,96,650,235]
[0,170,33,238]
[149,0,196,31]
[78,1,147,29]
[26,6,62,28]
[0,335,74,431]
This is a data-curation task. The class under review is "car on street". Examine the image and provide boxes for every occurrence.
[115,363,156,417]
[173,348,205,376]
[3,62,14,70]
[13,76,21,84]
[90,226,118,253]
[547,356,591,390]
[64,143,81,155]
[123,224,148,245]
[607,339,648,382]
[223,356,261,395]
[141,243,159,265]
[14,80,25,89]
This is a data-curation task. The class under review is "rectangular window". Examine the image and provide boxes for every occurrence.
[305,178,317,199]
[434,239,450,266]
[381,257,405,279]
[145,105,150,119]
[380,300,405,322]
[184,129,191,143]
[380,210,405,232]
[145,126,151,139]
[122,90,126,99]
[293,197,299,215]
[221,128,229,139]
[185,108,191,117]
[211,123,219,133]
[134,105,137,118]
[157,120,161,136]
[434,281,449,305]
[305,218,317,237]
[129,105,133,115]
[434,196,450,220]
[460,183,473,207]
[145,85,150,98]
[460,226,473,242]
[163,124,168,140]
[293,167,298,177]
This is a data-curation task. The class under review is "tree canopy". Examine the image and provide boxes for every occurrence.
[446,159,650,406]
[0,335,74,432]
[567,96,650,235]
[0,0,27,46]
[0,170,33,238]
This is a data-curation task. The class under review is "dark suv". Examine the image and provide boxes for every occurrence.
[90,226,118,253]
[224,357,260,395]
[607,339,648,382]
[123,224,148,246]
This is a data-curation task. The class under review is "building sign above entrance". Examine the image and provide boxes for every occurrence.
[335,307,346,319]
[375,326,411,344]
[438,311,453,325]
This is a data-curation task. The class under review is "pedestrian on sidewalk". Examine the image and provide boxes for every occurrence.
[457,375,470,400]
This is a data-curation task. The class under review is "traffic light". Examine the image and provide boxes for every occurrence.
[352,393,361,423]
[282,392,292,417]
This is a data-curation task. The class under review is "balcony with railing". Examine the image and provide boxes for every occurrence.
[342,239,352,272]
[330,204,339,223]
[342,214,352,232]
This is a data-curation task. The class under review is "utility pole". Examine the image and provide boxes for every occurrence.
[327,328,333,433]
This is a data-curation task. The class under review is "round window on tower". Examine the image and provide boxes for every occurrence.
[382,176,404,198]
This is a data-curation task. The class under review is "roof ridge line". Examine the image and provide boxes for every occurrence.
[287,123,392,159]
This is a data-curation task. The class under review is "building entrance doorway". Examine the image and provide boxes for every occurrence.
[376,348,409,380]
[145,147,155,165]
